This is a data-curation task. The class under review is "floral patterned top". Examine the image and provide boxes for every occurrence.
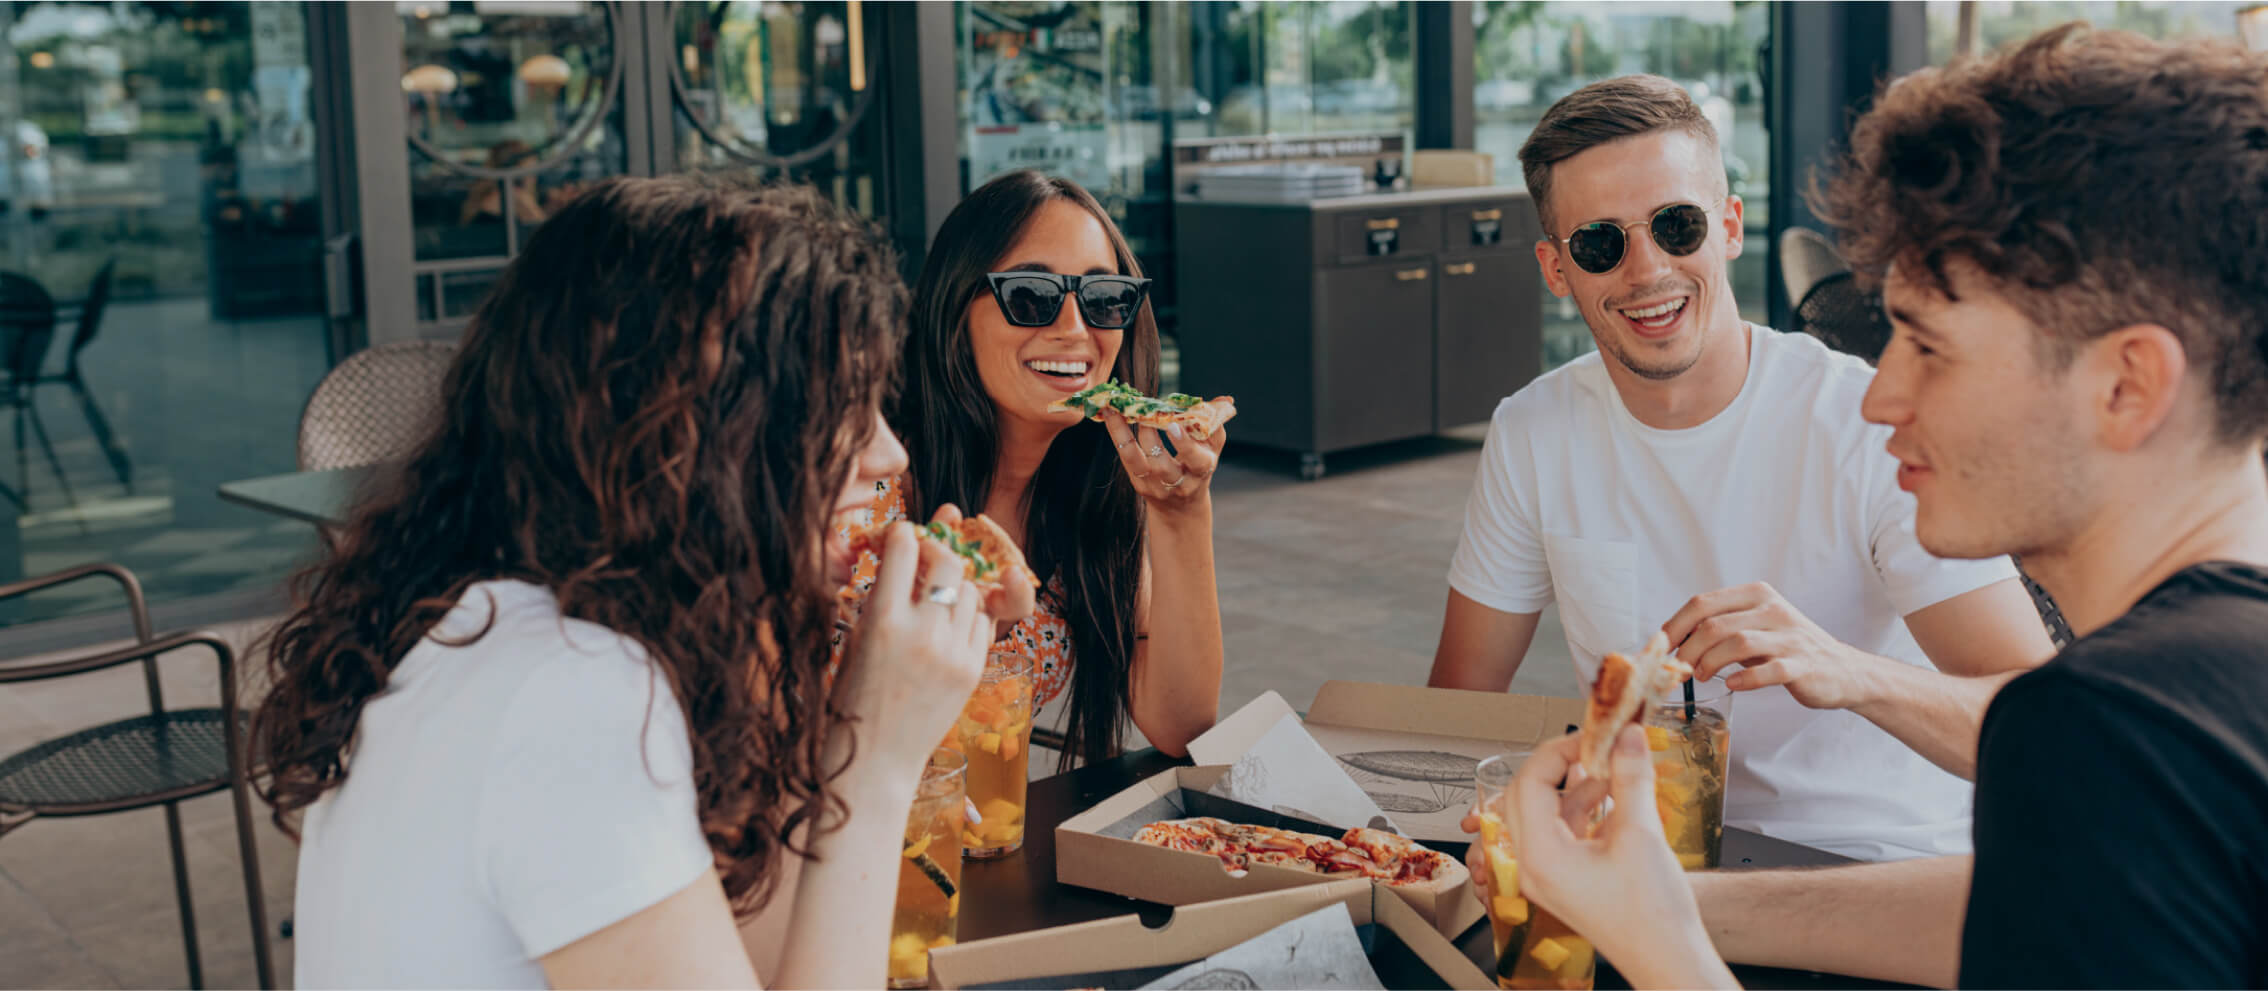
[833,475,1075,707]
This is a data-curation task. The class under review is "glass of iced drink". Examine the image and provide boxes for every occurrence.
[951,650,1034,859]
[1475,751,1598,991]
[887,747,966,989]
[1642,680,1732,870]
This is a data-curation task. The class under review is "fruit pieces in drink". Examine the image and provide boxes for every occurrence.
[954,666,1034,855]
[1478,811,1596,991]
[886,761,965,988]
[1644,705,1729,869]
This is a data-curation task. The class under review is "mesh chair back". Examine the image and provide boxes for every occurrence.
[297,340,459,471]
[1778,227,1848,311]
[0,271,55,387]
[1793,272,1892,365]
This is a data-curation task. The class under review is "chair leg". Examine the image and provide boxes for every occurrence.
[229,771,277,989]
[63,373,131,492]
[163,800,205,989]
[22,400,77,510]
[15,398,28,502]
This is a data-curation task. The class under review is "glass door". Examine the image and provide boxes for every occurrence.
[0,2,334,628]
[398,0,626,333]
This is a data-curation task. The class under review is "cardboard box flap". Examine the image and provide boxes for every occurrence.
[929,881,1375,988]
[1186,690,1299,767]
[1308,680,1587,744]
[1371,885,1494,989]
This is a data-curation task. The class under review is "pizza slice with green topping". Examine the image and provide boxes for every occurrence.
[1050,379,1238,440]
[849,513,1039,593]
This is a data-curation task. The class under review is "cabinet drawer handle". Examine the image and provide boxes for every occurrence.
[1471,209,1502,221]
[1366,217,1401,231]
[1395,267,1429,281]
[1444,262,1477,276]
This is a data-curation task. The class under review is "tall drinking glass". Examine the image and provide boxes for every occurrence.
[1475,751,1597,991]
[887,748,966,989]
[1642,680,1732,869]
[951,650,1035,858]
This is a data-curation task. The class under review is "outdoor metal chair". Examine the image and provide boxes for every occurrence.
[1792,271,1893,365]
[0,563,275,989]
[297,339,458,471]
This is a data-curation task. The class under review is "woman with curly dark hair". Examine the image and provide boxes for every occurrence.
[838,170,1225,769]
[253,175,1029,988]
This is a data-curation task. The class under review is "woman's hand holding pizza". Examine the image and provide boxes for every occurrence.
[1101,408,1225,515]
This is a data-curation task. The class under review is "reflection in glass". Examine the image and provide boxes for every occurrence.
[674,1,882,217]
[0,1,327,626]
[402,0,623,312]
[1473,1,1770,371]
[398,2,613,165]
[953,1,1415,379]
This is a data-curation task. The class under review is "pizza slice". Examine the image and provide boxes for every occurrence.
[1132,817,1251,877]
[1051,379,1238,440]
[849,513,1040,593]
[1577,631,1693,782]
[1133,818,1466,891]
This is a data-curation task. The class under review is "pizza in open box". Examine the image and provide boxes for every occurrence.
[1132,816,1465,894]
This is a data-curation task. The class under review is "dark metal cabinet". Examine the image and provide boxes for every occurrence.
[1174,185,1543,479]
[1317,261,1436,451]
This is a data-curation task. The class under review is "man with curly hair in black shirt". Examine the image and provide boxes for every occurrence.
[1487,24,2268,990]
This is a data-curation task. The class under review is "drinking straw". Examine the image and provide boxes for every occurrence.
[1683,678,1697,721]
[912,852,957,898]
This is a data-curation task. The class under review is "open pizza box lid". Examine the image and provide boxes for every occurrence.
[1055,681,1585,940]
[928,878,1492,989]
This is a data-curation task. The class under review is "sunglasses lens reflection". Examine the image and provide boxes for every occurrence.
[1568,223,1626,275]
[1653,204,1710,257]
[999,278,1063,326]
[1078,282,1142,328]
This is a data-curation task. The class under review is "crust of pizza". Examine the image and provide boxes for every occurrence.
[1577,631,1692,782]
[1132,817,1466,893]
[1159,396,1238,440]
[954,514,1041,590]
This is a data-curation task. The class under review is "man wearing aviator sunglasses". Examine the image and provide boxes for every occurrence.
[1431,76,2055,863]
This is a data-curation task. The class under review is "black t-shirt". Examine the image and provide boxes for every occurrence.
[1961,562,2268,989]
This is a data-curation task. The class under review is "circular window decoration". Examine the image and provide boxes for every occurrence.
[670,0,877,169]
[399,1,623,179]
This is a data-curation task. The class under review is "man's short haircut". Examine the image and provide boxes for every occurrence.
[1518,74,1722,232]
[1817,24,2268,446]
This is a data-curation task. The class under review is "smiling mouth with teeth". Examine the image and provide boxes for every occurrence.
[1619,297,1688,328]
[1026,359,1091,378]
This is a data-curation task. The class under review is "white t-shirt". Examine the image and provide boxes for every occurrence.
[1448,327,2017,861]
[293,580,714,989]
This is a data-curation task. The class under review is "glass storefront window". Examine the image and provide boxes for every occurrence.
[1473,1,1768,371]
[672,1,889,219]
[401,1,625,325]
[1926,1,2252,61]
[0,2,329,625]
[955,1,1414,384]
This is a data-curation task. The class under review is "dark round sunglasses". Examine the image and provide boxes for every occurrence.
[1550,202,1714,275]
[985,272,1152,330]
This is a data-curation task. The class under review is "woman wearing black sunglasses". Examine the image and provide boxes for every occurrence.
[837,169,1225,766]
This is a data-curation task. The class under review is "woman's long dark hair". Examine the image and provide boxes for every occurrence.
[898,170,1160,770]
[250,175,906,912]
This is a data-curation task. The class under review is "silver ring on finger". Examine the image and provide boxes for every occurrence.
[922,584,962,607]
[1164,472,1188,489]
[1147,445,1164,458]
[1117,437,1134,449]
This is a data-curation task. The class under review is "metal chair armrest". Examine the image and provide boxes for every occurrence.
[0,628,234,687]
[0,563,154,643]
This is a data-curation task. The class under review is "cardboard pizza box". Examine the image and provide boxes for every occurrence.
[1054,681,1585,939]
[927,878,1493,990]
